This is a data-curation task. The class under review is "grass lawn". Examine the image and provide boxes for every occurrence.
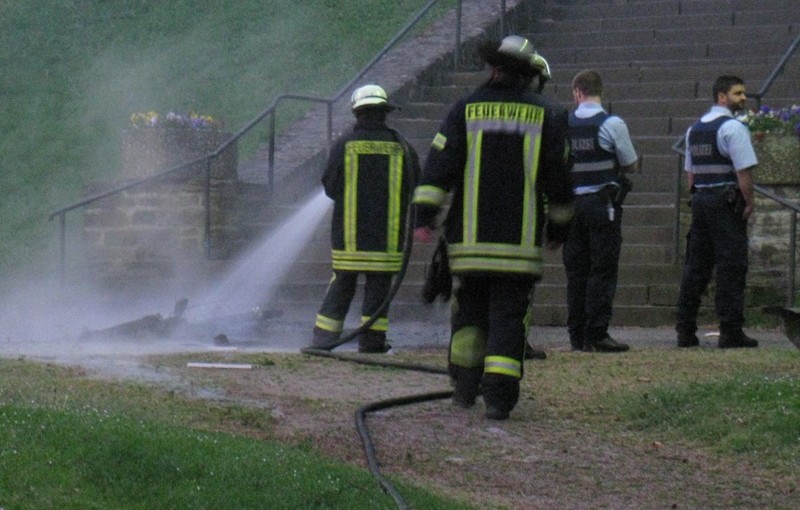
[1,344,798,509]
[0,0,445,285]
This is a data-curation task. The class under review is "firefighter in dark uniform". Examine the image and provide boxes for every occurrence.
[563,70,639,352]
[676,75,759,349]
[310,84,420,353]
[412,36,574,420]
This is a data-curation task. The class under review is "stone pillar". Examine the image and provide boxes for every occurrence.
[82,129,255,295]
[120,128,238,181]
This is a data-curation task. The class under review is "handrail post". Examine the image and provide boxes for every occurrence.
[454,0,462,70]
[790,212,797,306]
[268,113,276,200]
[326,102,333,148]
[58,212,66,288]
[500,0,507,36]
[673,154,683,264]
[204,158,212,259]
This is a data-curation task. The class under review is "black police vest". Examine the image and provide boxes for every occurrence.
[687,116,737,186]
[568,111,618,188]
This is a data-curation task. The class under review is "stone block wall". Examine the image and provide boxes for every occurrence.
[83,181,242,292]
[120,129,238,181]
[749,186,800,302]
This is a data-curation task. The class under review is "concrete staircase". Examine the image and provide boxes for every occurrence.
[262,0,800,328]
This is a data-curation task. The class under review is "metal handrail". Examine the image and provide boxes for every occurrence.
[49,0,513,283]
[670,39,800,306]
[747,33,800,109]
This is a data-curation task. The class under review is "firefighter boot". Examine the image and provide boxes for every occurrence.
[451,366,483,409]
[481,373,519,421]
[309,327,340,351]
[358,331,391,353]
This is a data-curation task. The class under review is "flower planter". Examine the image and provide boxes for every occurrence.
[752,135,800,185]
[120,128,238,181]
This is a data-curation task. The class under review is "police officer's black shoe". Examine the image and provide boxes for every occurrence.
[718,331,759,349]
[587,335,630,353]
[524,342,547,360]
[677,331,700,348]
[485,405,510,421]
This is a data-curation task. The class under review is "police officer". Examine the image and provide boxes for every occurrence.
[413,36,573,420]
[563,70,639,352]
[310,84,420,353]
[676,75,759,349]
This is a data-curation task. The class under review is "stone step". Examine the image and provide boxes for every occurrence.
[535,24,800,48]
[267,278,773,328]
[405,134,683,163]
[283,258,682,285]
[538,0,799,20]
[414,79,798,109]
[607,97,800,118]
[542,39,796,66]
[642,154,682,174]
[397,102,452,120]
[293,236,675,264]
[533,8,800,32]
[251,0,798,331]
[271,280,658,308]
[441,61,800,89]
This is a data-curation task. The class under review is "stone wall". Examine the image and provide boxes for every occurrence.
[83,128,274,295]
[749,186,800,303]
[120,128,238,181]
[82,180,255,292]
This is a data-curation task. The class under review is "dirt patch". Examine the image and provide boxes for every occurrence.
[135,346,797,510]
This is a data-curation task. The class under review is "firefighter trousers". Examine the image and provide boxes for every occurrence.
[314,271,393,340]
[449,274,535,413]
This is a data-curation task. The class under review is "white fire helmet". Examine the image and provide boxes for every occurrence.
[531,52,551,80]
[350,84,397,111]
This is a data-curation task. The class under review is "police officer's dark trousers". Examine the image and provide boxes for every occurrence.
[562,192,622,349]
[449,275,533,413]
[676,187,748,335]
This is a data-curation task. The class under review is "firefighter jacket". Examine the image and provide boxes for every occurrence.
[322,116,420,273]
[413,81,574,276]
